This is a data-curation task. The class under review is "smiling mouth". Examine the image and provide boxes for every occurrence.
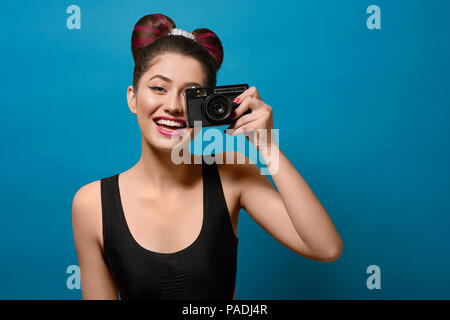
[153,119,187,131]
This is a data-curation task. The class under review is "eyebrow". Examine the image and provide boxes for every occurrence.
[148,74,202,87]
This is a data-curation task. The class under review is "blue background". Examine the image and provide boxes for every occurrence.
[1,0,449,299]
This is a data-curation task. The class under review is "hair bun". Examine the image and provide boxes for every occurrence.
[131,14,223,89]
[192,28,224,70]
[131,13,175,60]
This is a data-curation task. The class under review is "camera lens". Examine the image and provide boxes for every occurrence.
[204,95,232,122]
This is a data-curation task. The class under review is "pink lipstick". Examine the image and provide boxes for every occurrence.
[152,116,188,137]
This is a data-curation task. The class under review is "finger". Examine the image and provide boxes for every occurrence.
[233,86,261,104]
[231,96,261,120]
[231,119,265,136]
[230,110,261,131]
[223,124,233,135]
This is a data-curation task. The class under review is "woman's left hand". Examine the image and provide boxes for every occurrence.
[225,86,276,152]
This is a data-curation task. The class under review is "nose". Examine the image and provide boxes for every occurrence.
[164,90,185,116]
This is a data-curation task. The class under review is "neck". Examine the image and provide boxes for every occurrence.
[130,135,202,193]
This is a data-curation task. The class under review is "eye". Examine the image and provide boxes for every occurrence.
[150,86,166,93]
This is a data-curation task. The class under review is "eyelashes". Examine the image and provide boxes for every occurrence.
[150,86,166,92]
[149,86,189,96]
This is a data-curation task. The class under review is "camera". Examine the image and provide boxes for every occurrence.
[185,84,252,128]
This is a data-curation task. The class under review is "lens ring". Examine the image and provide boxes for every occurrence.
[204,95,233,122]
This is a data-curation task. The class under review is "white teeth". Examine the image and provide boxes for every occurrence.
[155,119,185,128]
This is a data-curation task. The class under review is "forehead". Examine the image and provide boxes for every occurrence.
[144,53,205,84]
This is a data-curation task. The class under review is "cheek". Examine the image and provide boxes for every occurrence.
[137,90,160,115]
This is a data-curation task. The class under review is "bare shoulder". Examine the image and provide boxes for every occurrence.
[72,179,102,220]
[72,178,119,299]
[72,179,103,249]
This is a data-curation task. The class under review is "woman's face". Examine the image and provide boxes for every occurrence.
[127,52,206,153]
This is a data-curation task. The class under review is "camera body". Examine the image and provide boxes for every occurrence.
[185,84,251,128]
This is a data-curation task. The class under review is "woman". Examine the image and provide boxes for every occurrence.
[72,13,343,300]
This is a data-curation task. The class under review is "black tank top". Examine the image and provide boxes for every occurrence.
[100,155,238,300]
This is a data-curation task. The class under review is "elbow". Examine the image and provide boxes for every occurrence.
[319,240,343,263]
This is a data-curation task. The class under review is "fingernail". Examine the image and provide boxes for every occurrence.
[233,97,239,103]
[234,128,243,135]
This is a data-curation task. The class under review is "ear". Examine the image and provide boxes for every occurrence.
[127,85,137,114]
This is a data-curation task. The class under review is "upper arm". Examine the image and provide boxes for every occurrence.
[231,153,321,260]
[72,181,119,300]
